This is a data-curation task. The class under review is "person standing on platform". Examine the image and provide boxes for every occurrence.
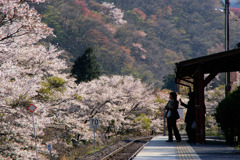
[165,92,181,142]
[180,92,196,143]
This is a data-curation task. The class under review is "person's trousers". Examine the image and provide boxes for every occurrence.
[167,118,181,141]
[186,122,196,142]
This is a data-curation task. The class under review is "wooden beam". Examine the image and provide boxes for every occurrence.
[204,71,219,87]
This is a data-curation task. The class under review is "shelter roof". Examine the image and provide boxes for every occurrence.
[175,48,240,82]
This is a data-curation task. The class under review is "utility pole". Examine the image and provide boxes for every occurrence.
[225,0,231,96]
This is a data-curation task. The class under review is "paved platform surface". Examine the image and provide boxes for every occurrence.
[134,135,240,160]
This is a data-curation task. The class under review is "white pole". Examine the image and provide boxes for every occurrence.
[94,127,96,152]
[163,111,166,136]
[225,0,231,96]
[32,113,38,160]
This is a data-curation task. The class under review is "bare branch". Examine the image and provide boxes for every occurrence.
[0,26,24,41]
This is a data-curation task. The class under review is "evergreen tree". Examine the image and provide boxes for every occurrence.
[71,47,101,83]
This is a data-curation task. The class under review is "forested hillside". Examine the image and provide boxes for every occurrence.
[1,1,239,159]
[35,0,240,87]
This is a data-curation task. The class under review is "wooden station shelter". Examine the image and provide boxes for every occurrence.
[175,48,240,143]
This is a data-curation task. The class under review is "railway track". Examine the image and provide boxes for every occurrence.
[101,137,152,160]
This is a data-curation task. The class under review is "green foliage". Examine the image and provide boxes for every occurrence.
[46,76,66,91]
[7,95,32,109]
[154,109,161,118]
[162,74,178,92]
[154,96,166,104]
[71,47,101,83]
[215,86,240,144]
[125,10,144,25]
[121,66,141,79]
[10,77,16,82]
[0,134,7,145]
[135,113,151,130]
[205,115,220,136]
[75,94,83,101]
[39,76,66,101]
[0,112,5,118]
[85,145,105,156]
[121,66,162,87]
[66,134,73,145]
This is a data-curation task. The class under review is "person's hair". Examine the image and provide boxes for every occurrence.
[170,92,177,100]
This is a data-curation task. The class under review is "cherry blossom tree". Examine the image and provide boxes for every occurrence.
[74,76,158,136]
[40,75,165,144]
[0,0,53,62]
[101,2,127,26]
[0,1,163,159]
[0,0,70,159]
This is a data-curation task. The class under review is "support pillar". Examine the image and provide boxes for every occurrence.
[194,68,206,143]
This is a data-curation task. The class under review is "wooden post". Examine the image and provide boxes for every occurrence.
[194,68,205,143]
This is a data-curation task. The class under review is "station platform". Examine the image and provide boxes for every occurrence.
[134,135,240,160]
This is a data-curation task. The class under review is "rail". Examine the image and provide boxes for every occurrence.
[101,136,153,160]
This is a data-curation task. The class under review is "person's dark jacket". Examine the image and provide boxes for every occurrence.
[165,100,180,120]
[180,99,195,123]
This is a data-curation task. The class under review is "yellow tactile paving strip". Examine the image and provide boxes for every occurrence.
[175,141,200,160]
